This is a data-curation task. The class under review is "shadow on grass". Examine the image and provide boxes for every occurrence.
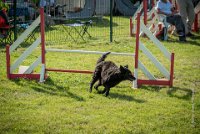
[196,104,200,110]
[163,35,200,46]
[109,92,146,103]
[13,78,85,102]
[140,86,162,92]
[0,45,6,51]
[186,35,200,46]
[167,87,192,100]
[141,86,192,100]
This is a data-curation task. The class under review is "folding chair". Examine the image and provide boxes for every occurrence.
[77,20,92,38]
[62,20,92,42]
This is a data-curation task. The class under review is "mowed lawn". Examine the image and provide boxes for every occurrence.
[0,18,200,133]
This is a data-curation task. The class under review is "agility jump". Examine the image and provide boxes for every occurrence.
[130,0,165,37]
[6,8,174,88]
[6,8,44,80]
[134,13,174,88]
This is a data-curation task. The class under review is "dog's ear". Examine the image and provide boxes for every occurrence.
[120,65,126,72]
[124,65,128,68]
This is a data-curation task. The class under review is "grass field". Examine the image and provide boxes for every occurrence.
[0,17,200,133]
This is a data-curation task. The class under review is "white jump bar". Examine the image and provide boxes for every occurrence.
[46,49,135,57]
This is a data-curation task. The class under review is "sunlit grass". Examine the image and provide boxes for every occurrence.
[0,16,200,133]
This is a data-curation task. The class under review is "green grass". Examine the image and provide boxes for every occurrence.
[0,17,200,133]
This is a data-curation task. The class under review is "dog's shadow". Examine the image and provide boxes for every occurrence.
[109,92,146,103]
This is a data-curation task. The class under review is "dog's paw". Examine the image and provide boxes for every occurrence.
[105,94,109,97]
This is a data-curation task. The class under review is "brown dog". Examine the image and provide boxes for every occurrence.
[89,52,135,96]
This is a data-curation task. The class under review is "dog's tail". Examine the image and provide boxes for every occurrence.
[97,52,111,64]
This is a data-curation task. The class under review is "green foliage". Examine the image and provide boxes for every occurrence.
[0,1,9,10]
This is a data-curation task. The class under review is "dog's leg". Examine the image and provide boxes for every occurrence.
[89,72,99,93]
[105,88,111,97]
[94,80,102,91]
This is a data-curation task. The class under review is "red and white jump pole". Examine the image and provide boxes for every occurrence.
[39,7,47,82]
[134,9,175,88]
[170,53,174,87]
[6,8,45,80]
[41,8,46,66]
[134,13,141,88]
[143,0,148,25]
[6,45,10,79]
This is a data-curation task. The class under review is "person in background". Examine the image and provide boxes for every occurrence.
[0,9,9,27]
[176,0,195,37]
[39,0,55,16]
[25,0,37,20]
[39,0,55,7]
[156,0,186,42]
[0,7,13,38]
[16,0,37,20]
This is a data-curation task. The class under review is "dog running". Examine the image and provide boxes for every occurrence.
[89,52,136,96]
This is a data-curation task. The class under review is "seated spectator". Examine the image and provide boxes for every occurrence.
[156,0,186,42]
[25,0,37,20]
[0,8,13,39]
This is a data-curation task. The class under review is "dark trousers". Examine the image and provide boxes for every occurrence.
[166,14,185,35]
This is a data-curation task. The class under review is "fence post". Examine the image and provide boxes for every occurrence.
[110,0,113,42]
